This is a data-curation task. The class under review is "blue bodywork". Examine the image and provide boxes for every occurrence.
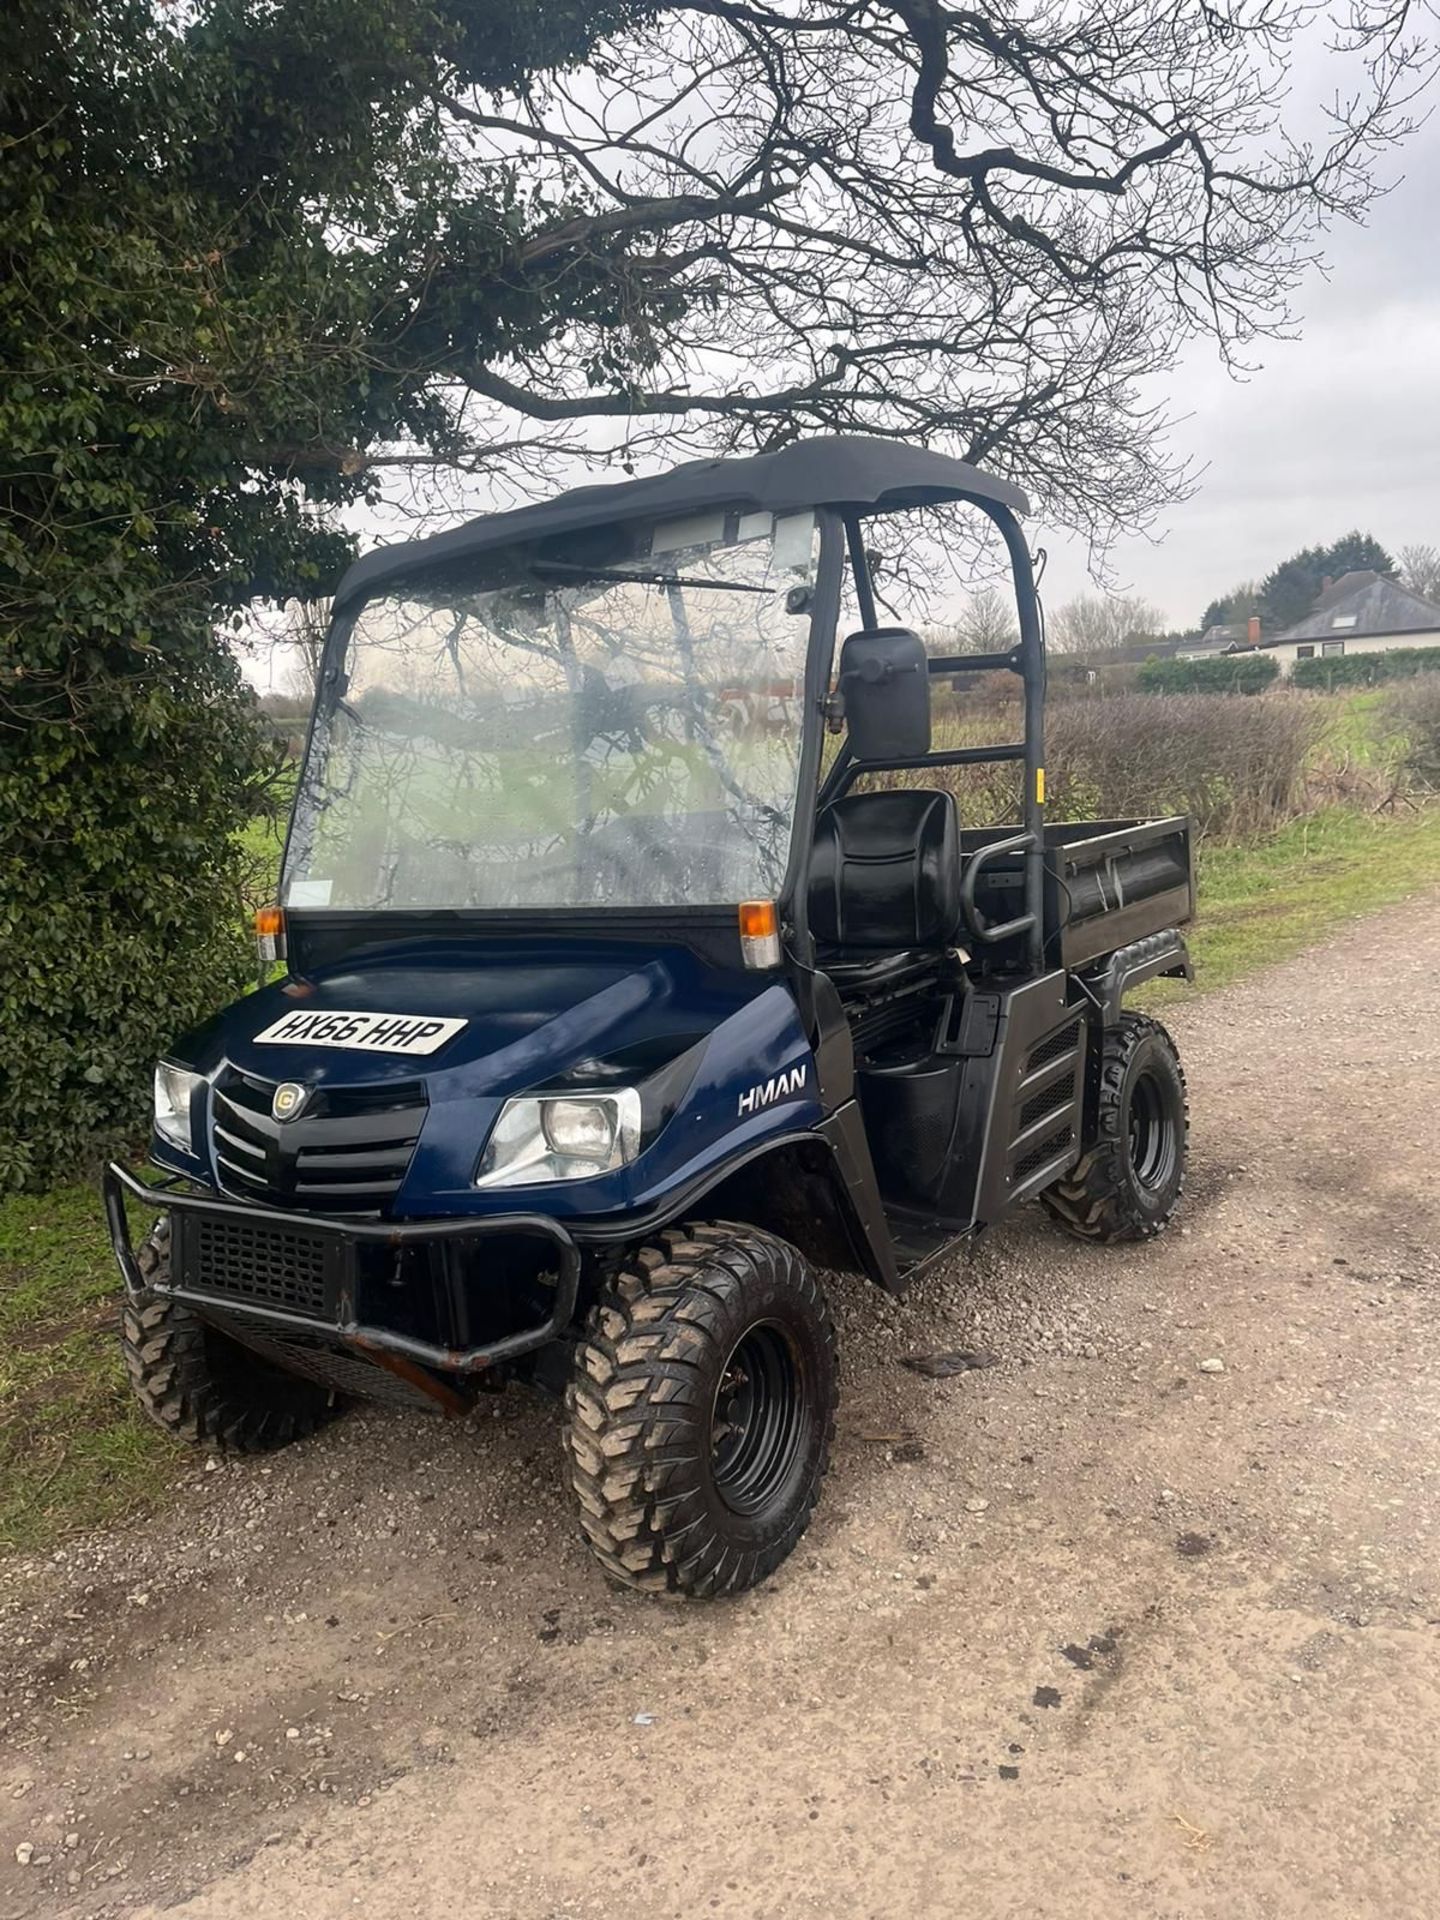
[153,938,824,1224]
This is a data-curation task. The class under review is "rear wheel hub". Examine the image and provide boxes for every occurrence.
[1128,1064,1180,1193]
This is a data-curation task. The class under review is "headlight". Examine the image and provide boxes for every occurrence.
[475,1089,641,1189]
[153,1062,203,1152]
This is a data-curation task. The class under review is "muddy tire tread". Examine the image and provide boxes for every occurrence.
[563,1223,835,1599]
[120,1218,340,1452]
[1040,1012,1188,1244]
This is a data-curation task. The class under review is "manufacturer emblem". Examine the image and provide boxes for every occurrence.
[737,1062,808,1117]
[272,1081,309,1122]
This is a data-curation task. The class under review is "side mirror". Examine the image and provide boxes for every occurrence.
[838,627,931,762]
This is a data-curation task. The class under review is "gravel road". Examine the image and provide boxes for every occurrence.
[3,892,1439,1920]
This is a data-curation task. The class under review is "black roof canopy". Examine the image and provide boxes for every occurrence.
[334,435,1030,609]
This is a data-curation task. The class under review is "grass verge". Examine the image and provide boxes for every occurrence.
[0,1184,177,1555]
[3,799,1439,1559]
[1145,802,1440,1000]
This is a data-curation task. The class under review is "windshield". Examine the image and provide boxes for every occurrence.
[282,509,818,911]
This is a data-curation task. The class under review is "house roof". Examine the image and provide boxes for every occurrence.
[1266,573,1440,647]
[334,436,1030,611]
[1316,570,1380,608]
[1185,624,1247,656]
[1068,635,1189,665]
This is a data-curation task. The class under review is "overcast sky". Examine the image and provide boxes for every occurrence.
[1041,108,1440,631]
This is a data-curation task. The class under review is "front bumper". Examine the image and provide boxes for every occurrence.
[103,1162,580,1376]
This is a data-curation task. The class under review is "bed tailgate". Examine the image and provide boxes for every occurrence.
[1050,816,1195,969]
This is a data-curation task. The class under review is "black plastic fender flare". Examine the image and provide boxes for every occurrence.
[569,1111,902,1294]
[1083,930,1193,1025]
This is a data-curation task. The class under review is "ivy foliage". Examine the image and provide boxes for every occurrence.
[0,0,639,1187]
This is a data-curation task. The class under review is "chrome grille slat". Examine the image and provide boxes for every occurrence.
[219,1152,270,1182]
[293,1147,417,1174]
[213,1122,266,1159]
[210,1069,426,1215]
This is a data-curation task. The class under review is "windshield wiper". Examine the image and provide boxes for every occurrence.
[528,561,773,595]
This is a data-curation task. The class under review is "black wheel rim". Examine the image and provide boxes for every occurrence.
[710,1322,805,1517]
[1128,1066,1178,1194]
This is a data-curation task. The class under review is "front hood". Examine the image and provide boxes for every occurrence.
[178,947,743,1099]
[161,943,819,1219]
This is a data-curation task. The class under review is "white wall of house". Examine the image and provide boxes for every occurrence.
[1262,628,1440,675]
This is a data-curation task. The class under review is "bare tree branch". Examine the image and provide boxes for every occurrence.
[252,0,1434,569]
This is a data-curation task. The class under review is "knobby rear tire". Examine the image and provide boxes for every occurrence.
[564,1223,837,1599]
[1040,1012,1188,1244]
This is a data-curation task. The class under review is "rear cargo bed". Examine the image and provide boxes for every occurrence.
[962,816,1194,968]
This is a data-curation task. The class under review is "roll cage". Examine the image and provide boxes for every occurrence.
[291,436,1047,987]
[801,497,1047,975]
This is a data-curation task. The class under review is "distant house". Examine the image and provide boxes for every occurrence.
[1048,634,1189,673]
[1258,573,1440,674]
[1177,617,1260,661]
[1098,635,1189,665]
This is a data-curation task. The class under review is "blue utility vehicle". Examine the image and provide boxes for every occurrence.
[106,438,1193,1596]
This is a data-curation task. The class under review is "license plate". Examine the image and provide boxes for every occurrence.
[252,1010,468,1056]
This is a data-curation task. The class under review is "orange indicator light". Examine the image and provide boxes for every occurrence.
[738,900,781,969]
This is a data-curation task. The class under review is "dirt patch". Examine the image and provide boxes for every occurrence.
[5,1300,115,1359]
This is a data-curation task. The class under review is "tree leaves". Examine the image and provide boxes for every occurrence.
[0,0,642,1185]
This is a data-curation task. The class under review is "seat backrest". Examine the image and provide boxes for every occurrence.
[809,789,961,950]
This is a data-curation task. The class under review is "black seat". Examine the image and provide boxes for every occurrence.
[809,789,962,994]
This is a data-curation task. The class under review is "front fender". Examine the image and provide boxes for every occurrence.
[571,1111,902,1294]
[394,983,821,1219]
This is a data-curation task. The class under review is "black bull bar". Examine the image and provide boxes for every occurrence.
[103,1162,581,1377]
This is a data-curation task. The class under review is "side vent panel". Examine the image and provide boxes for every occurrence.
[1003,1016,1084,1201]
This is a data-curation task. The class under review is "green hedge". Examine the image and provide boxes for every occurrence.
[1290,645,1440,690]
[1137,654,1280,695]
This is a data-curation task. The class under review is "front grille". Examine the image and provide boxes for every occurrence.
[174,1212,340,1320]
[211,1071,426,1215]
